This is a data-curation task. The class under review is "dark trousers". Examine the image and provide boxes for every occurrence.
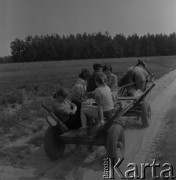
[65,100,81,129]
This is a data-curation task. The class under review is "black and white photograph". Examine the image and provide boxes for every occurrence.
[0,0,176,179]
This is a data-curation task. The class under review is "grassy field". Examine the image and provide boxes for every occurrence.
[0,55,176,165]
[1,55,176,91]
[0,55,176,107]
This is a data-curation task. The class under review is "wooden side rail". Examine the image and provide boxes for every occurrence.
[117,96,139,101]
[134,83,155,106]
[42,103,69,132]
[100,82,155,132]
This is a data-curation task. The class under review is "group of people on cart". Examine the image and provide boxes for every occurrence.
[52,63,119,136]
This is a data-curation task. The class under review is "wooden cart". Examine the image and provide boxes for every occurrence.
[42,82,155,161]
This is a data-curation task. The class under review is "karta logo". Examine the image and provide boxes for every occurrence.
[103,158,175,179]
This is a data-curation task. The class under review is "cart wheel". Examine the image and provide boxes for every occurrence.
[44,126,65,160]
[141,101,151,127]
[106,124,125,160]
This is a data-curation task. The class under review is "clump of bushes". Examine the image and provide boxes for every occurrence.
[0,112,19,134]
[0,89,24,106]
[0,144,32,165]
[0,99,47,136]
[16,80,63,98]
[36,82,62,97]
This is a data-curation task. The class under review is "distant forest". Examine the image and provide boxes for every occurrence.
[1,32,176,63]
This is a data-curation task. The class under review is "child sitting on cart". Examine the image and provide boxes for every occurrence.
[79,73,114,136]
[52,87,81,129]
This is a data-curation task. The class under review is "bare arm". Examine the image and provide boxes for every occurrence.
[54,105,71,116]
[70,101,77,114]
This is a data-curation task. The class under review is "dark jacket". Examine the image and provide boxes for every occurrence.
[87,72,97,92]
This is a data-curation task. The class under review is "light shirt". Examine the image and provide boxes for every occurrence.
[95,85,114,112]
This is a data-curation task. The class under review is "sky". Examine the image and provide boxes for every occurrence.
[0,0,176,57]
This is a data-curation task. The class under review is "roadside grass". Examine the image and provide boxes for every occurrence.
[0,97,50,165]
[0,97,51,134]
[0,89,24,106]
[0,55,176,165]
[0,145,32,165]
[146,96,176,179]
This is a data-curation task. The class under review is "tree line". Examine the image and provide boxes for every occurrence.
[1,32,176,63]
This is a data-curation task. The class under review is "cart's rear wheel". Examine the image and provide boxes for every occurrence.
[106,124,125,160]
[44,126,65,160]
[141,101,151,127]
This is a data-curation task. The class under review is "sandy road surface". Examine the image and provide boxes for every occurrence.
[1,69,176,180]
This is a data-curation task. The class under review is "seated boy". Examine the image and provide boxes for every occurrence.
[52,87,81,129]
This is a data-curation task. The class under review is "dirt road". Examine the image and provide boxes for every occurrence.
[1,69,176,180]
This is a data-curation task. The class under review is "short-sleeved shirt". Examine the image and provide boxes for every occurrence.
[95,85,114,112]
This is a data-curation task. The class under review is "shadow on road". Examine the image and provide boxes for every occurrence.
[17,144,105,180]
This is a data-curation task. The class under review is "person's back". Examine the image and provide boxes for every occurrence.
[79,73,114,136]
[95,85,114,112]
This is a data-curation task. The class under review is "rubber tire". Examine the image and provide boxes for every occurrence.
[44,126,65,160]
[141,101,151,127]
[106,124,125,160]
